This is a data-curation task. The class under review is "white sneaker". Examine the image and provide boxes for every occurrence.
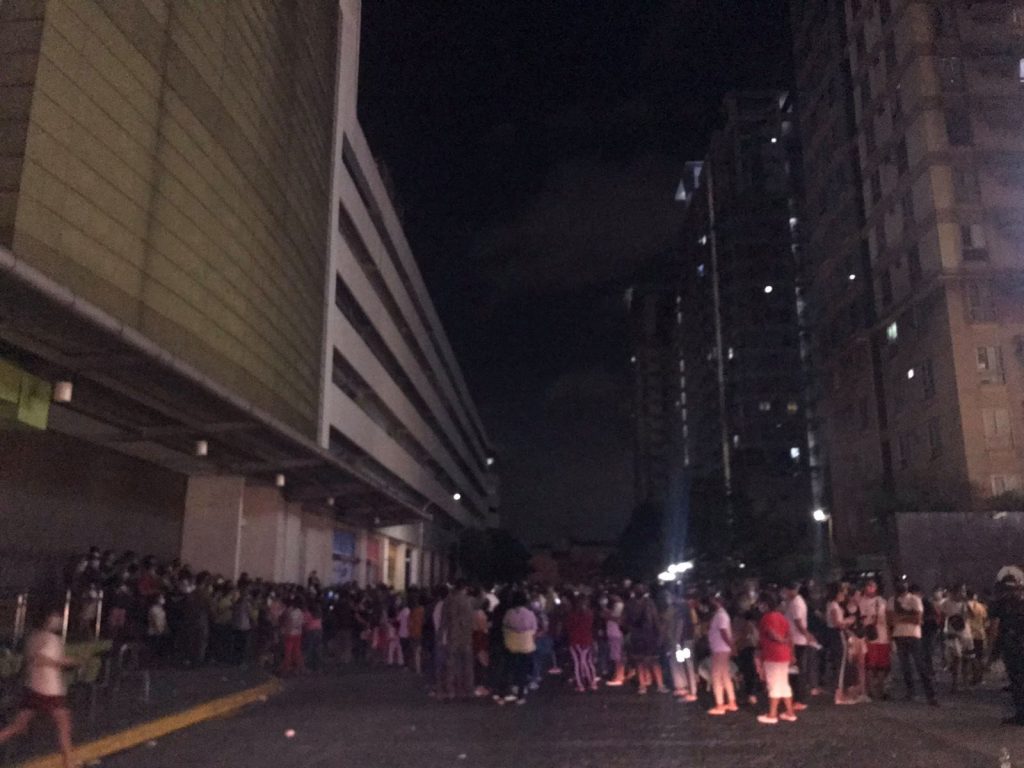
[757,715,779,725]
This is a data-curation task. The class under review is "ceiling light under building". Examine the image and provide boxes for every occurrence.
[194,440,208,457]
[812,508,829,523]
[848,273,857,281]
[452,492,462,502]
[275,473,286,488]
[764,285,774,294]
[327,497,335,506]
[53,381,73,403]
[486,457,495,467]
[907,368,915,380]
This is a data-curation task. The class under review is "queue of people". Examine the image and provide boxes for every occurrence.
[4,545,1022,768]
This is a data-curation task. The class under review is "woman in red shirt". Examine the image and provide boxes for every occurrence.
[565,595,597,692]
[757,592,797,724]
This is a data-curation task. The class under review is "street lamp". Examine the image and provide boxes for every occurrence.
[812,508,828,523]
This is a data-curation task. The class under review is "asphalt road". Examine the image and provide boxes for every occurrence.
[102,667,1024,768]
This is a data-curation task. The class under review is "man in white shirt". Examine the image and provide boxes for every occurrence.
[783,582,814,708]
[706,593,737,716]
[892,583,937,705]
[0,610,79,768]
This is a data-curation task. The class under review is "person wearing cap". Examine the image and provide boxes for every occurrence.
[992,572,1024,725]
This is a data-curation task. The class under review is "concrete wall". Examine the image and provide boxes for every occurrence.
[7,0,339,439]
[0,428,186,593]
[180,475,243,581]
[896,510,1024,592]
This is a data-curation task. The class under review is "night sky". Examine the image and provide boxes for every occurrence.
[357,1,792,547]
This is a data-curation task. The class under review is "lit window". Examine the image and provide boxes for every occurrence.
[699,235,708,246]
[727,347,735,360]
[790,447,801,459]
[906,367,915,380]
[886,322,899,343]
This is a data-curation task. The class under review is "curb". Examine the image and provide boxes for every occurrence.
[15,678,282,768]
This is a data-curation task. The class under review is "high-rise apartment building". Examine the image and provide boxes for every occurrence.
[0,0,496,592]
[627,262,682,508]
[677,93,815,559]
[792,0,1024,557]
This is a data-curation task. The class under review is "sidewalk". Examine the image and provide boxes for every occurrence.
[1,665,278,767]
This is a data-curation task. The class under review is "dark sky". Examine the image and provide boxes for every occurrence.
[357,1,792,547]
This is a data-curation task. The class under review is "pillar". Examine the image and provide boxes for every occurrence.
[180,475,245,580]
[393,541,407,591]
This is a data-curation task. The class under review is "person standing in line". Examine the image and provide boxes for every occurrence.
[783,582,814,711]
[965,589,989,686]
[408,593,425,675]
[706,593,738,715]
[397,598,412,669]
[628,584,668,695]
[757,593,798,725]
[992,572,1024,726]
[279,597,306,676]
[565,594,597,692]
[891,582,937,705]
[603,592,626,686]
[442,581,476,699]
[428,586,448,697]
[0,610,81,768]
[502,591,538,705]
[824,583,852,701]
[859,579,890,700]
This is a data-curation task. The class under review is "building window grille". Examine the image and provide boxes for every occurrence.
[922,359,936,399]
[966,281,996,322]
[938,57,964,90]
[945,109,973,146]
[961,224,988,262]
[907,245,922,284]
[978,346,1006,384]
[928,419,943,458]
[983,408,1013,450]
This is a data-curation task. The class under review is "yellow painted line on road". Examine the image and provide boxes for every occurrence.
[16,678,282,768]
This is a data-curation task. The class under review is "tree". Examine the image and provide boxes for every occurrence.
[456,528,531,584]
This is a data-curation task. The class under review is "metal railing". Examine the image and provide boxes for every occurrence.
[1,588,105,647]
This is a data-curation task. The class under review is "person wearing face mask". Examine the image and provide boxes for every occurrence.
[0,610,81,768]
[148,594,170,660]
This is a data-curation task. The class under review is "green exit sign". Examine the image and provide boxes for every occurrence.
[0,357,51,430]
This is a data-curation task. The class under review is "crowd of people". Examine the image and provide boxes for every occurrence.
[55,547,1024,727]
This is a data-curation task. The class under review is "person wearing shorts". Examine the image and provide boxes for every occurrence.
[757,593,798,725]
[0,610,80,768]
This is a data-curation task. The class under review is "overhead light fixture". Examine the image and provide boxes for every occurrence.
[906,368,915,380]
[53,381,73,403]
[194,440,208,457]
[812,508,829,523]
[275,474,286,488]
[764,285,774,294]
[327,496,335,506]
[486,457,495,467]
[848,273,857,281]
[770,137,779,144]
[452,492,462,502]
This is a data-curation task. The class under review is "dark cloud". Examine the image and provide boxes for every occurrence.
[473,155,682,294]
[357,1,793,547]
